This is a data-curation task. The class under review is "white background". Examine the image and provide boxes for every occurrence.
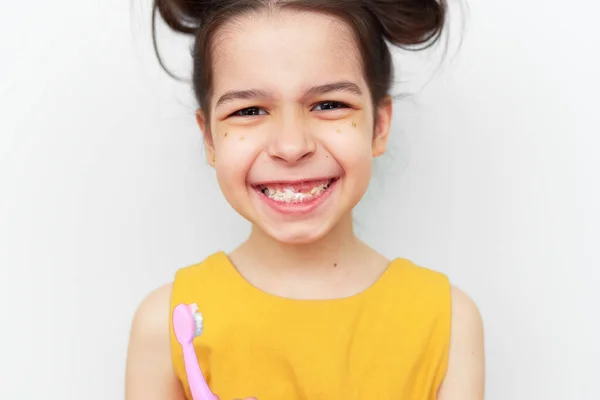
[0,0,598,399]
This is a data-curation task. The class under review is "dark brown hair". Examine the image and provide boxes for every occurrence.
[152,0,447,120]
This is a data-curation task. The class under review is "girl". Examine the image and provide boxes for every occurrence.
[125,0,485,399]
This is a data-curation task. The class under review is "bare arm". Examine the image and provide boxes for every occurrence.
[437,286,485,400]
[125,283,186,400]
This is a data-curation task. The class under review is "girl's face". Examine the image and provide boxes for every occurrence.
[198,9,392,244]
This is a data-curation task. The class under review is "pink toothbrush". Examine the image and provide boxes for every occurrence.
[172,303,219,400]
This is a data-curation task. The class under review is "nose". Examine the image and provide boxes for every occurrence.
[267,114,316,164]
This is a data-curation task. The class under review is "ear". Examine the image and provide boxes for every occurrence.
[196,109,216,167]
[372,96,392,157]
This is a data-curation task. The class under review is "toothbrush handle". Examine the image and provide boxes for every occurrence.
[181,342,218,400]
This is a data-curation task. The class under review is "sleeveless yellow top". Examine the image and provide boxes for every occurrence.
[169,252,451,400]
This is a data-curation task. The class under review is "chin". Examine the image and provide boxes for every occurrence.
[260,220,334,245]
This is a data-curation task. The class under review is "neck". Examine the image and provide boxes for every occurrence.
[234,213,368,274]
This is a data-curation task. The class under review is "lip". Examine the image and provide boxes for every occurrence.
[250,176,338,187]
[252,178,338,216]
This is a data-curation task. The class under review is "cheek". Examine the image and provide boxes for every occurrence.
[213,131,262,191]
[340,146,373,185]
[333,137,372,168]
[322,131,373,197]
[319,116,374,169]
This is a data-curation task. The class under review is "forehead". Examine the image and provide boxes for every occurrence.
[211,9,365,100]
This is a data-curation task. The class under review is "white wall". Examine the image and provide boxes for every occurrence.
[0,0,597,399]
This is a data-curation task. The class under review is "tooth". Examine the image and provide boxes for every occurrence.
[260,180,334,202]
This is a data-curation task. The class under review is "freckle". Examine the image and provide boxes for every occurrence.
[352,121,357,128]
[239,136,245,141]
[333,263,338,268]
[223,132,228,137]
[336,128,341,133]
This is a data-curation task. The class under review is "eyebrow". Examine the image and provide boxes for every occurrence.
[215,80,363,109]
[304,80,363,98]
[216,89,271,108]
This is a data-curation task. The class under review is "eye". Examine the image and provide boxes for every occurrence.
[231,107,268,117]
[311,101,349,112]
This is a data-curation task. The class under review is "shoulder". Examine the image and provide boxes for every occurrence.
[130,283,173,337]
[172,251,228,285]
[390,258,450,292]
[126,283,185,399]
[450,286,483,331]
[437,285,485,400]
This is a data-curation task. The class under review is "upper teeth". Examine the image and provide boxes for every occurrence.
[261,181,331,202]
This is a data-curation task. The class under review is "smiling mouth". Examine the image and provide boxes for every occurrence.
[254,178,337,203]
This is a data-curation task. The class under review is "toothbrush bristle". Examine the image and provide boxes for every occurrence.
[193,312,204,337]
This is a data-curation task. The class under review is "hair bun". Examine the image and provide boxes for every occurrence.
[366,0,447,48]
[153,0,211,35]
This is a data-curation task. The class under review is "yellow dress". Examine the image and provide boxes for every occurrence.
[169,252,451,400]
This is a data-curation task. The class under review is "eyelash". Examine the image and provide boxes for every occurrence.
[229,101,350,118]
